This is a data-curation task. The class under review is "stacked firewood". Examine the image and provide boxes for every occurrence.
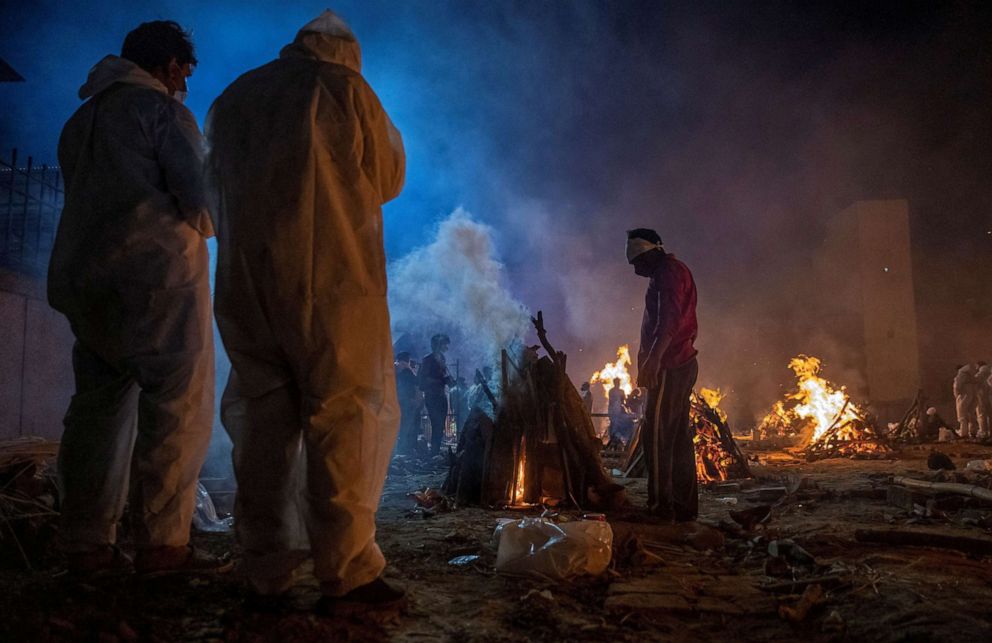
[622,392,751,482]
[0,438,60,570]
[801,401,892,461]
[445,312,626,510]
[887,389,928,442]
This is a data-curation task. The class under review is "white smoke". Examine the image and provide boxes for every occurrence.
[388,208,531,371]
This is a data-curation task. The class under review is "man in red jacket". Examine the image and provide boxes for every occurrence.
[627,228,699,521]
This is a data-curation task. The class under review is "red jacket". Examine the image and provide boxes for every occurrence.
[638,254,698,374]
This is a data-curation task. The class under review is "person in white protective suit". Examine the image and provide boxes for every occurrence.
[206,10,406,610]
[953,364,979,439]
[48,21,230,575]
[976,364,991,439]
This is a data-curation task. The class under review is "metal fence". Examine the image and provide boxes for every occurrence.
[0,149,63,276]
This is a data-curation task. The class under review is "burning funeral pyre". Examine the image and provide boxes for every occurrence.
[622,387,752,482]
[756,355,891,461]
[444,312,627,510]
[591,345,634,397]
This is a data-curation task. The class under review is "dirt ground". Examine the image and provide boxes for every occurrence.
[2,441,992,642]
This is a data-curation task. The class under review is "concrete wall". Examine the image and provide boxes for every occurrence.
[0,270,74,440]
[852,201,920,409]
[815,200,923,421]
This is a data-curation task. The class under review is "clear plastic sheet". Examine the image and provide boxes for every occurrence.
[192,482,234,533]
[493,516,612,580]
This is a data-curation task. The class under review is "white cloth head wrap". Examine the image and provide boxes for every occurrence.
[626,237,663,263]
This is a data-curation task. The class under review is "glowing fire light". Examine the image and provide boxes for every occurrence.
[512,438,527,505]
[787,356,861,444]
[591,345,634,397]
[699,387,727,421]
[691,390,751,482]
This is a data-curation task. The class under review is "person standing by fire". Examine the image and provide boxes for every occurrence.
[954,364,979,439]
[420,334,455,456]
[580,381,594,415]
[206,10,406,610]
[627,228,699,522]
[976,363,991,440]
[607,378,633,446]
[49,20,229,576]
[394,352,423,455]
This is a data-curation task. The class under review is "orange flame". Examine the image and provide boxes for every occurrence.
[513,438,527,505]
[756,355,867,445]
[699,387,727,422]
[591,345,634,397]
[787,356,861,444]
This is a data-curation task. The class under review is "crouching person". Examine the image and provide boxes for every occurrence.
[206,10,406,611]
[49,20,229,575]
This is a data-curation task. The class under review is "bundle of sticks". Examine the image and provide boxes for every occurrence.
[445,312,626,510]
[622,391,751,482]
[0,438,60,569]
[802,401,892,461]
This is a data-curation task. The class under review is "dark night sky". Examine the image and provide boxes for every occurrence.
[2,1,990,419]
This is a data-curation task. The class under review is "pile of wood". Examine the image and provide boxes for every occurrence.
[0,438,60,570]
[445,312,626,510]
[622,392,751,482]
[801,400,892,462]
[887,389,928,442]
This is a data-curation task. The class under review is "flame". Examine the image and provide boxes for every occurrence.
[690,391,750,482]
[591,345,634,397]
[513,438,526,505]
[786,356,861,444]
[699,387,727,422]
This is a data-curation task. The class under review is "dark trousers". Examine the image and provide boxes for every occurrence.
[424,394,448,456]
[642,358,698,520]
[397,405,421,455]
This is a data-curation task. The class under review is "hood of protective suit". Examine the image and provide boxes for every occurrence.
[279,10,362,73]
[78,55,168,99]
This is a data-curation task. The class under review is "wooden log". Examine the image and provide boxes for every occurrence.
[891,476,992,504]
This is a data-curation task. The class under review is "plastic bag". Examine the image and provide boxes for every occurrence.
[192,482,234,533]
[494,516,613,580]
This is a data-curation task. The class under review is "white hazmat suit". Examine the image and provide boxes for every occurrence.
[206,11,405,596]
[48,55,214,551]
[976,365,991,439]
[953,364,978,439]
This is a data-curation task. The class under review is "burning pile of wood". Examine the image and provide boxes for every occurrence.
[756,355,892,461]
[801,400,891,461]
[690,391,753,481]
[622,391,752,482]
[445,312,626,510]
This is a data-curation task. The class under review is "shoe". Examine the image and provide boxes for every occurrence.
[315,577,407,616]
[135,545,234,578]
[65,545,133,577]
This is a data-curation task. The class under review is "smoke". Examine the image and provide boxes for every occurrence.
[388,208,530,372]
[2,0,990,432]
